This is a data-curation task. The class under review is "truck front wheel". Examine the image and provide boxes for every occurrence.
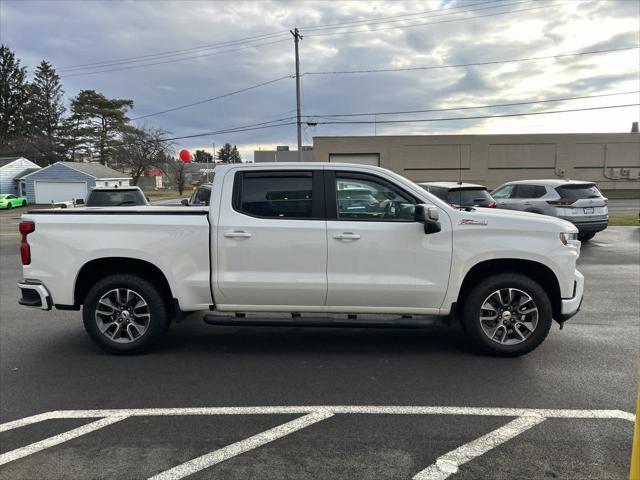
[461,274,552,357]
[83,274,169,354]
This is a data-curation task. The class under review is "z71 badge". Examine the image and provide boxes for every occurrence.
[460,219,488,226]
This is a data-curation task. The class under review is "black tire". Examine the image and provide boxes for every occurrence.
[21,200,27,207]
[578,232,595,242]
[83,274,170,354]
[6,203,12,210]
[461,273,552,357]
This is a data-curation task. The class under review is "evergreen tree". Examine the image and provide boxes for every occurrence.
[230,145,242,163]
[216,143,242,163]
[0,44,29,153]
[193,149,213,163]
[67,89,133,165]
[27,60,65,165]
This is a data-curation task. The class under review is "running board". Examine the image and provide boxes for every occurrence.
[203,314,438,329]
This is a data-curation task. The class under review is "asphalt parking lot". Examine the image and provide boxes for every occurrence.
[0,210,638,479]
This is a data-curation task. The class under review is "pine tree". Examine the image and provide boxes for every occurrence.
[216,143,242,163]
[67,90,133,165]
[27,60,65,165]
[0,44,29,152]
[230,145,242,163]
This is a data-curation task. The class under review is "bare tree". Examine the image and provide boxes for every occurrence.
[114,126,173,185]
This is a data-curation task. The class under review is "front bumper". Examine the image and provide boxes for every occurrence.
[17,280,52,310]
[559,270,584,321]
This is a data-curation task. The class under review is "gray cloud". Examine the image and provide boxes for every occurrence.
[1,0,638,158]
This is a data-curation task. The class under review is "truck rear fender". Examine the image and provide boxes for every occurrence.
[72,257,177,316]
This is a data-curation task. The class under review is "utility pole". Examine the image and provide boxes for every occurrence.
[291,28,303,161]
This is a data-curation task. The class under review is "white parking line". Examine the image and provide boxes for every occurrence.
[0,405,634,426]
[0,415,129,466]
[0,406,633,478]
[413,415,546,480]
[148,411,334,480]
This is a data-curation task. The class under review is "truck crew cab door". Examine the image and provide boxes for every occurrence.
[325,170,452,312]
[214,168,327,309]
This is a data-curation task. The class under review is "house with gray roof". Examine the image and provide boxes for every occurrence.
[22,161,131,204]
[0,157,41,195]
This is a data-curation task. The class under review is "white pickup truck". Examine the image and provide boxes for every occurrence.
[17,163,583,356]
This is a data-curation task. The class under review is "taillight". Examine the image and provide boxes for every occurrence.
[488,201,497,208]
[19,221,35,265]
[547,198,576,206]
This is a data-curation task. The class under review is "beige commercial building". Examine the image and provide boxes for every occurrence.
[254,146,313,163]
[312,133,640,190]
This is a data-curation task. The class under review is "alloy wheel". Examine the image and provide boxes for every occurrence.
[95,288,150,343]
[479,288,538,345]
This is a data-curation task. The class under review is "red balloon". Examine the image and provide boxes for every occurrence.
[179,149,191,163]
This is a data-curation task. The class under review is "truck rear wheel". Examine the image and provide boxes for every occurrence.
[83,274,169,354]
[461,273,552,357]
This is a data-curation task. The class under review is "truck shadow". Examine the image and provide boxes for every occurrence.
[159,320,478,358]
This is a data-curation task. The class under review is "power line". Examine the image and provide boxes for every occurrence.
[301,0,500,32]
[57,1,496,72]
[131,75,293,120]
[304,46,640,76]
[305,2,561,38]
[61,39,290,77]
[162,121,298,142]
[59,31,290,71]
[304,91,640,118]
[307,104,640,126]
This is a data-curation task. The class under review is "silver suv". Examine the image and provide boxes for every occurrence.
[491,180,608,241]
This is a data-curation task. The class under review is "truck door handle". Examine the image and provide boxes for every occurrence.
[224,231,252,239]
[523,202,531,205]
[333,232,361,240]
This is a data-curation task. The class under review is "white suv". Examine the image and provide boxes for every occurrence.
[491,180,608,241]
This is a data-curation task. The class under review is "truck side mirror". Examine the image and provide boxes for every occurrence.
[181,199,189,206]
[414,203,441,234]
[75,198,85,205]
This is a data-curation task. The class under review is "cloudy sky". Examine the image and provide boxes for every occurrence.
[1,0,639,160]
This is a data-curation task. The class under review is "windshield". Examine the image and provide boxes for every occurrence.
[555,184,602,199]
[86,189,147,206]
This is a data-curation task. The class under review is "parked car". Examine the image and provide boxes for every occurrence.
[417,182,496,208]
[182,183,212,206]
[491,180,608,241]
[0,193,27,209]
[85,186,149,207]
[17,163,583,357]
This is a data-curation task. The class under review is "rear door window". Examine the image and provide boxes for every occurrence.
[233,171,319,219]
[513,184,546,199]
[555,184,602,199]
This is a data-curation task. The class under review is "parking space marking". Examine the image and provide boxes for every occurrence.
[413,415,546,480]
[1,405,634,423]
[149,411,334,480]
[0,406,633,478]
[0,415,129,466]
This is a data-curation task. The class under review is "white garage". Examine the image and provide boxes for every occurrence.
[35,181,88,204]
[23,162,131,204]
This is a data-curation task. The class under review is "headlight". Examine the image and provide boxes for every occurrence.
[560,232,578,245]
